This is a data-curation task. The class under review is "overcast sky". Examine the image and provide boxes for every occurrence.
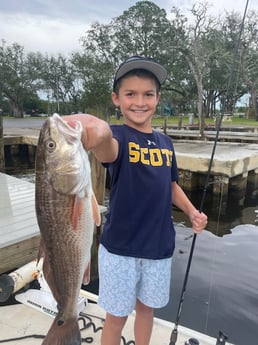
[0,0,256,55]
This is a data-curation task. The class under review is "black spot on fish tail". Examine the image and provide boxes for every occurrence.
[42,316,81,345]
[57,319,64,326]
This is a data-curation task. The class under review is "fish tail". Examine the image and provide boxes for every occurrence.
[42,315,81,345]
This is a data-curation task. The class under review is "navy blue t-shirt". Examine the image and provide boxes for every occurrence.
[100,124,179,259]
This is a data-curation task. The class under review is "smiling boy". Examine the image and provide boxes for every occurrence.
[65,56,207,345]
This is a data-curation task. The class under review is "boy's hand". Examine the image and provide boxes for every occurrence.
[63,114,118,163]
[190,209,208,234]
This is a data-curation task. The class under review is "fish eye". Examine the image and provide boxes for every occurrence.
[46,139,56,151]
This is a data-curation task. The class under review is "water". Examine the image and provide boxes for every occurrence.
[154,224,258,345]
[158,189,258,345]
[6,157,258,345]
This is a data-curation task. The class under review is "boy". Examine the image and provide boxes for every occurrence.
[66,56,207,345]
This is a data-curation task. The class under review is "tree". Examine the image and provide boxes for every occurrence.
[40,54,83,115]
[79,1,172,116]
[1,1,257,124]
[169,2,224,136]
[81,1,171,64]
[239,10,258,120]
[0,41,40,117]
[215,11,248,116]
[71,52,113,117]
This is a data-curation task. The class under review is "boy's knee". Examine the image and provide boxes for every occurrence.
[105,313,128,331]
[135,299,153,316]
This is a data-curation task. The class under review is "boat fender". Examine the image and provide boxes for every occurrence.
[0,258,43,303]
[185,338,199,345]
[0,274,14,302]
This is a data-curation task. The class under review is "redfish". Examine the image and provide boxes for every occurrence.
[35,113,100,345]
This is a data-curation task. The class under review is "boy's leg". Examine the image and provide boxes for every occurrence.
[133,256,172,345]
[98,245,138,315]
[101,313,128,345]
[98,245,138,344]
[134,299,154,345]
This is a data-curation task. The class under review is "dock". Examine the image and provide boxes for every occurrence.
[0,173,106,275]
[166,128,258,144]
[2,123,258,197]
[3,128,39,146]
[0,173,40,274]
[173,140,258,195]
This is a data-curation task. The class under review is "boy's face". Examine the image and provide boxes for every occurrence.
[112,75,160,132]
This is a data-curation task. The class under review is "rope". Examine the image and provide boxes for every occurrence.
[0,334,45,343]
[79,312,135,345]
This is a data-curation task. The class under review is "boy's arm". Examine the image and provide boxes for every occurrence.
[63,114,118,163]
[171,181,207,233]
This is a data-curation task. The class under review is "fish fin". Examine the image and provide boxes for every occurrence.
[91,193,101,226]
[42,315,81,345]
[71,195,84,229]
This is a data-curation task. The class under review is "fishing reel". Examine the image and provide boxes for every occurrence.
[184,330,228,345]
[216,331,228,345]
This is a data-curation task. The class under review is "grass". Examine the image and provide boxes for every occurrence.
[110,115,258,127]
[3,113,258,127]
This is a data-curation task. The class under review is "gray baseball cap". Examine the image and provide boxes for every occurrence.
[113,55,167,90]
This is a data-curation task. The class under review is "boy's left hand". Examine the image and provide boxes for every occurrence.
[190,209,208,234]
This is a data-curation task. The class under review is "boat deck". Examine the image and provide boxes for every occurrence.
[0,293,227,345]
[0,172,234,344]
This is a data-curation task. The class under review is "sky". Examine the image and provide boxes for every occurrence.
[0,0,256,55]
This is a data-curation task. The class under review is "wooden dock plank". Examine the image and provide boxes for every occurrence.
[0,173,40,273]
[0,173,39,246]
[0,237,40,274]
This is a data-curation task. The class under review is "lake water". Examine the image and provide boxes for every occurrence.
[6,158,258,345]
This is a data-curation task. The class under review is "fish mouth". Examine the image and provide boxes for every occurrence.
[51,113,82,142]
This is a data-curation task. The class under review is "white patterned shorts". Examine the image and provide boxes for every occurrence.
[98,244,172,317]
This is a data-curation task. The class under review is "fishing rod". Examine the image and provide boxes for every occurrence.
[169,1,249,344]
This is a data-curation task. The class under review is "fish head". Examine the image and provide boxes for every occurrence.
[36,113,91,195]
